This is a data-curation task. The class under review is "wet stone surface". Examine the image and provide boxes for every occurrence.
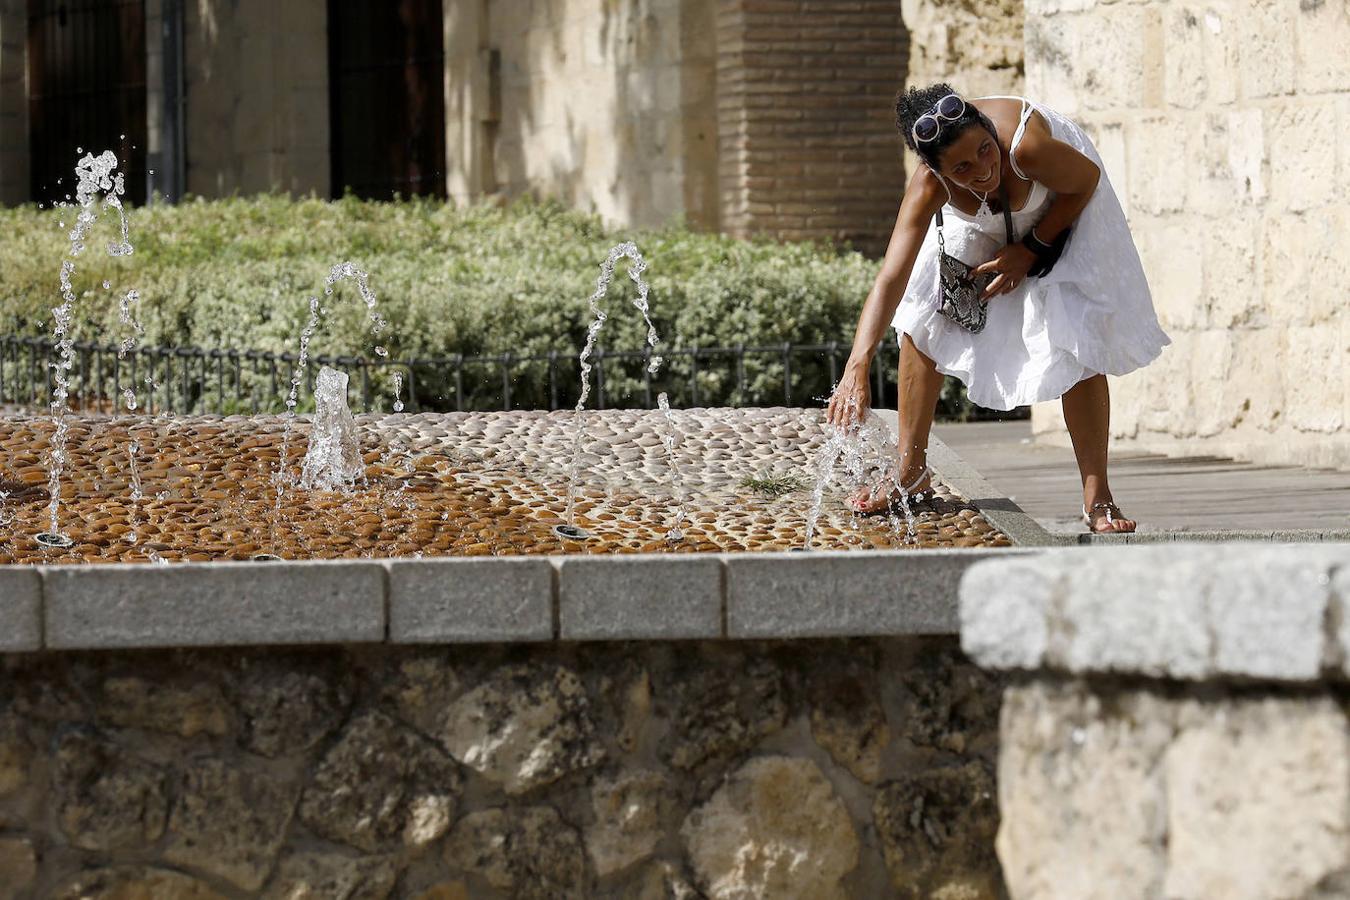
[0,409,1010,564]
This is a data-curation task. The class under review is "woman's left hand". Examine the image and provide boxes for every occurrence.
[973,244,1037,301]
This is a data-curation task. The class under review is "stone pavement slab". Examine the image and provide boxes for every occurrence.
[935,419,1350,537]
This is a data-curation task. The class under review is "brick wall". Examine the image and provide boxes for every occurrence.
[1027,0,1350,471]
[716,0,908,256]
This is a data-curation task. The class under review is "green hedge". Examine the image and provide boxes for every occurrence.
[0,195,987,417]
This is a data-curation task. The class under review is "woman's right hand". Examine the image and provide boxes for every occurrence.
[826,362,871,431]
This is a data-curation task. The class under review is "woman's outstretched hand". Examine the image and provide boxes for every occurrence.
[973,243,1037,301]
[827,362,871,430]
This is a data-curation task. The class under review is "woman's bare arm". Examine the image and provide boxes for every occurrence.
[972,115,1101,297]
[827,166,944,427]
[1012,116,1100,242]
[846,167,945,364]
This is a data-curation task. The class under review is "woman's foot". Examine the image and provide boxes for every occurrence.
[1082,499,1136,533]
[848,464,935,515]
[0,478,49,503]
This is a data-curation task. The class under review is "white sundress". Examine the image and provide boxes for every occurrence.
[892,95,1171,411]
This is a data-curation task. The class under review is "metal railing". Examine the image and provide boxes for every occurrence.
[0,333,1028,419]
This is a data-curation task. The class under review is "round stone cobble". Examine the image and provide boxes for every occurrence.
[0,409,1011,564]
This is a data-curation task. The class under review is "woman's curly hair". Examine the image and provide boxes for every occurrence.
[895,82,994,169]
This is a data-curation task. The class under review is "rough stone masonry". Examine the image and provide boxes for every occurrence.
[0,637,1005,899]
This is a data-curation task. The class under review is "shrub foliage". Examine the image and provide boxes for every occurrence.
[0,195,987,416]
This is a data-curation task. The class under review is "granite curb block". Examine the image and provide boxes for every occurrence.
[13,548,1050,650]
[1078,528,1350,544]
[387,557,554,643]
[0,568,42,651]
[558,555,723,640]
[960,543,1350,682]
[42,561,387,649]
[726,548,1033,639]
[871,410,1060,548]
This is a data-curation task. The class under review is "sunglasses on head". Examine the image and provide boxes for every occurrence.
[911,94,967,145]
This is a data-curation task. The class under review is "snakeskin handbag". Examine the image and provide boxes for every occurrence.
[934,183,1014,334]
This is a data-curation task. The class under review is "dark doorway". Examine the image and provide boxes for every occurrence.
[27,0,147,206]
[328,0,447,200]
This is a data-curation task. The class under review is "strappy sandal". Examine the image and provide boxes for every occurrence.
[0,478,49,503]
[1082,500,1134,534]
[850,464,936,515]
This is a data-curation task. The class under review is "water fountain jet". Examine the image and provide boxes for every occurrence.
[299,367,364,492]
[564,242,689,542]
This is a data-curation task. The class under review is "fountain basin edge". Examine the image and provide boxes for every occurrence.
[0,547,1039,652]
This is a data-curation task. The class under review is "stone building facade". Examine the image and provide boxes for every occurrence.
[1026,0,1350,471]
[0,0,990,254]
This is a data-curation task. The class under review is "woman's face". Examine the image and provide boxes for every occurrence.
[937,126,1001,193]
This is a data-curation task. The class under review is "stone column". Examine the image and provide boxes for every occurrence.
[715,0,908,256]
[961,544,1350,899]
[0,0,27,205]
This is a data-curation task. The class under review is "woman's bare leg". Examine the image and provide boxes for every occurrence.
[894,332,945,484]
[852,332,944,510]
[1060,373,1136,532]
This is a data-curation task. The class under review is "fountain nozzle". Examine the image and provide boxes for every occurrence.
[35,532,74,549]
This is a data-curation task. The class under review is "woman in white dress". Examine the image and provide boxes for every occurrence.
[826,83,1170,533]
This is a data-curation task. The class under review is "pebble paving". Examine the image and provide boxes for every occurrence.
[0,408,1011,564]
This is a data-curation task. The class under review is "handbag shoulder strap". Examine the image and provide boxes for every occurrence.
[998,181,1014,244]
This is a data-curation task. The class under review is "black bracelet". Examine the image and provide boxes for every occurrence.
[1021,228,1055,258]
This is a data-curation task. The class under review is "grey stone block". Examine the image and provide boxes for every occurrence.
[1204,545,1334,681]
[0,569,41,651]
[961,544,1350,683]
[1332,564,1350,678]
[43,561,386,649]
[960,553,1063,670]
[559,556,722,640]
[726,549,1027,639]
[1057,549,1212,678]
[388,557,553,643]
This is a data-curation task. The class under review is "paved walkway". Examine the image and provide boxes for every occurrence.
[934,419,1350,537]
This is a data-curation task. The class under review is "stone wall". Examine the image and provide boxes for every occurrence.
[961,543,1350,899]
[0,0,26,206]
[183,0,330,198]
[0,637,1004,899]
[898,0,1026,226]
[442,0,721,232]
[902,0,1024,100]
[997,679,1350,899]
[1025,0,1350,471]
